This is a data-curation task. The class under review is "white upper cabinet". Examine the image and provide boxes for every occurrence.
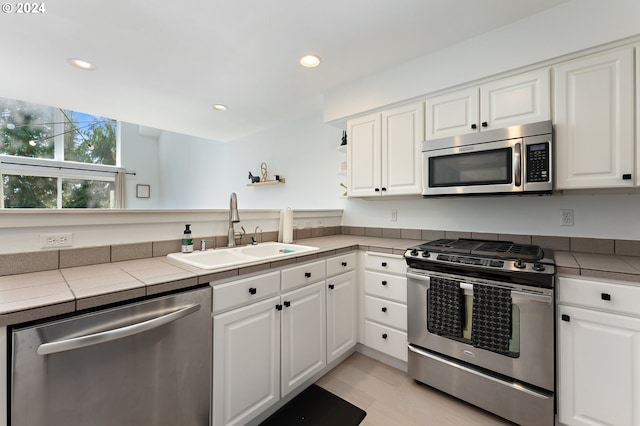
[554,46,635,190]
[425,68,550,140]
[425,87,479,140]
[347,101,424,197]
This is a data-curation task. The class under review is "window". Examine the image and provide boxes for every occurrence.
[0,97,122,208]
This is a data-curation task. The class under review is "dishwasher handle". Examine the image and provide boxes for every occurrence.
[37,303,201,356]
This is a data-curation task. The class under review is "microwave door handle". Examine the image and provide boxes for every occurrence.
[514,142,522,187]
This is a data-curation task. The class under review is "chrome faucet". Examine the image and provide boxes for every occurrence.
[227,192,244,247]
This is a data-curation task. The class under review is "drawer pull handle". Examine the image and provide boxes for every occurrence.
[381,262,388,267]
[248,287,257,295]
[276,304,283,311]
[284,301,291,308]
[601,293,611,301]
[304,272,312,278]
[341,262,348,267]
[561,314,570,322]
[381,307,387,313]
[382,333,388,339]
[381,280,388,286]
[328,284,335,290]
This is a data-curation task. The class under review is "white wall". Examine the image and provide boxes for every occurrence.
[222,111,345,210]
[157,130,231,208]
[120,122,162,208]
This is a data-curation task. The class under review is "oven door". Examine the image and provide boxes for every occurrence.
[422,139,522,196]
[407,269,554,391]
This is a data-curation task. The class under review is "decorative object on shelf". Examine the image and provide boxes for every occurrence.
[260,162,268,182]
[136,184,150,198]
[248,171,260,183]
[247,162,285,186]
[340,130,347,146]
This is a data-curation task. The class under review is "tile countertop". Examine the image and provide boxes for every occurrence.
[0,235,414,327]
[2,234,640,327]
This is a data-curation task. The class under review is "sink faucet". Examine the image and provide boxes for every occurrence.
[227,192,244,247]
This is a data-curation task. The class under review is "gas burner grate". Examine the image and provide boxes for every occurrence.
[472,241,543,261]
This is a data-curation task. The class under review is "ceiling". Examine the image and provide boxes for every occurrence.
[0,0,568,142]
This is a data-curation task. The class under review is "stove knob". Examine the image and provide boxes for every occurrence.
[410,249,419,256]
[532,263,546,272]
[514,259,526,269]
[421,250,430,258]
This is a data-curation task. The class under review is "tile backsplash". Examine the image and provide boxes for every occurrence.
[0,225,636,277]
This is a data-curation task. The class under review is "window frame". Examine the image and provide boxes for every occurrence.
[1,108,124,209]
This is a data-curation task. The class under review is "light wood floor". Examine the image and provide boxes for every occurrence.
[315,352,514,426]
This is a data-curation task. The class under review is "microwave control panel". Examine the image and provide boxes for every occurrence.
[526,142,550,183]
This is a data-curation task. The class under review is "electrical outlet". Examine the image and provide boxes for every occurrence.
[561,209,574,226]
[40,233,74,248]
[391,209,398,222]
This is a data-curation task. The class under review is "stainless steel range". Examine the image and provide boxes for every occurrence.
[404,238,555,426]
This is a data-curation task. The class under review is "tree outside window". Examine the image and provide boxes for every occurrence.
[0,97,119,208]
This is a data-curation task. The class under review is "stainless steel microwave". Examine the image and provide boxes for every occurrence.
[422,120,553,196]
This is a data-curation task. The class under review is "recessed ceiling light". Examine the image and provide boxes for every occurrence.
[212,104,228,111]
[67,58,96,71]
[300,54,321,68]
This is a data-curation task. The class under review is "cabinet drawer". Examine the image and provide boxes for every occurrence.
[281,260,326,291]
[364,271,407,303]
[326,252,356,277]
[558,275,640,316]
[365,320,408,362]
[212,271,280,313]
[364,295,407,331]
[365,252,406,275]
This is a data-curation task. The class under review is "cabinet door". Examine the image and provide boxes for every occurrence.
[213,296,281,426]
[381,102,424,196]
[558,305,640,426]
[480,68,550,130]
[347,113,381,197]
[425,87,479,140]
[281,281,327,397]
[327,271,357,363]
[554,47,635,189]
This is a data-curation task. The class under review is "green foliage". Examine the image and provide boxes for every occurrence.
[1,98,118,208]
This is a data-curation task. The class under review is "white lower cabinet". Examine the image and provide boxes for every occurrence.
[280,281,326,397]
[212,253,357,426]
[326,270,357,364]
[363,252,408,362]
[557,276,640,426]
[213,296,281,426]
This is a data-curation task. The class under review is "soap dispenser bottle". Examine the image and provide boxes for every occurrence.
[181,224,194,253]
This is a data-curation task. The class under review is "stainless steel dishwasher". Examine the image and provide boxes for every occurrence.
[9,286,212,426]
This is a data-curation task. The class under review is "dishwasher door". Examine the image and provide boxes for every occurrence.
[10,286,212,426]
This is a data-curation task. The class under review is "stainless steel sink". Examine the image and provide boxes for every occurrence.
[167,242,318,270]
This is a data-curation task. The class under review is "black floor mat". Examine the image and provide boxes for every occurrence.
[259,384,366,426]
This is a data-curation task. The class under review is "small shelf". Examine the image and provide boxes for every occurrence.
[247,178,286,187]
